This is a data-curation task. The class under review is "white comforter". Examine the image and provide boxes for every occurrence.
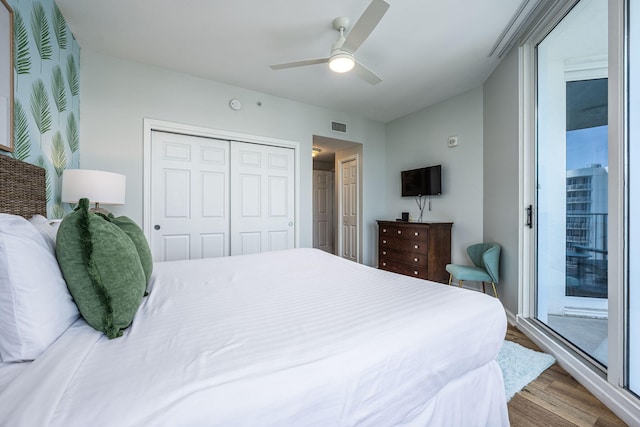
[0,248,508,426]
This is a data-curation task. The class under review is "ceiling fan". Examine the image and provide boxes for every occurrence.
[270,0,390,85]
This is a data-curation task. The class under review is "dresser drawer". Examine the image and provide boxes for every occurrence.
[379,248,425,265]
[379,225,426,241]
[379,236,428,254]
[378,258,427,279]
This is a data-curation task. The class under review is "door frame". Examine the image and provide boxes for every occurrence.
[337,153,361,263]
[143,118,301,249]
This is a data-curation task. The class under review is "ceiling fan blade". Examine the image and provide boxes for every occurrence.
[270,58,329,70]
[353,61,382,85]
[342,0,390,53]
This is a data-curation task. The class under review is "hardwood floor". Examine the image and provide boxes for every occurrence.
[505,325,627,426]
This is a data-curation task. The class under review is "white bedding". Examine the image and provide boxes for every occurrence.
[0,248,508,426]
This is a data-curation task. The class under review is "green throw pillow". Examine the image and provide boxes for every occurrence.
[109,215,153,286]
[56,199,146,339]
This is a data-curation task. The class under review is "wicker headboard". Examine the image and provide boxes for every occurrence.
[0,155,47,218]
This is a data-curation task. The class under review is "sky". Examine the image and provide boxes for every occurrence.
[566,125,608,170]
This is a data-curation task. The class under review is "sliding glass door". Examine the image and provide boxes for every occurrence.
[535,0,609,366]
[628,0,639,397]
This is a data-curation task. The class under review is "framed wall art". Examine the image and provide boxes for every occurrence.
[0,0,13,152]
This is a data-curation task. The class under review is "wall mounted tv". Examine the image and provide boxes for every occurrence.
[401,165,442,197]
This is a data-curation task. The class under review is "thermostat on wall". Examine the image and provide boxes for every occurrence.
[447,135,458,147]
[229,99,242,111]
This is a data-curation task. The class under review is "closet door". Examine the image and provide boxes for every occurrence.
[150,131,229,261]
[230,141,295,255]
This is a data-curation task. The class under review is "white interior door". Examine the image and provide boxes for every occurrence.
[313,170,334,254]
[230,141,295,255]
[340,157,359,262]
[150,131,229,261]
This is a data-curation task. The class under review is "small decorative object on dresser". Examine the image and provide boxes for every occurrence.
[377,220,452,283]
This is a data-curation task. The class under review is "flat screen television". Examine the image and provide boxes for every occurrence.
[401,165,442,197]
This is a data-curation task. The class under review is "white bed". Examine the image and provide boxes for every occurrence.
[0,248,508,426]
[0,156,508,426]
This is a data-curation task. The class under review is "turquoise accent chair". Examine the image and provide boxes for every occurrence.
[445,243,501,297]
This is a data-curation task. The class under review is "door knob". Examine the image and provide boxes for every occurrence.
[288,222,294,227]
[154,225,161,230]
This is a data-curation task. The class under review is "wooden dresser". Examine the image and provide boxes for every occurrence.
[377,220,453,283]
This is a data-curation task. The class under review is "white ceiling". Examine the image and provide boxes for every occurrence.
[56,0,530,123]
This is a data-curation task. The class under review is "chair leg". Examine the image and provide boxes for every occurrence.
[482,282,486,294]
[448,274,453,286]
[491,282,498,298]
[458,280,463,288]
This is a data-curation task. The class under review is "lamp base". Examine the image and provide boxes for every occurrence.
[89,207,111,217]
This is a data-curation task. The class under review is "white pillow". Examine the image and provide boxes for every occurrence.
[0,214,79,362]
[28,215,59,252]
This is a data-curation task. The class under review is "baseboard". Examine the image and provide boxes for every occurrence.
[515,316,640,426]
[504,308,518,326]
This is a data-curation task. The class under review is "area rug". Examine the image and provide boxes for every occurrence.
[496,340,556,401]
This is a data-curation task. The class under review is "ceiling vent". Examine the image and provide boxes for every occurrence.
[331,121,347,133]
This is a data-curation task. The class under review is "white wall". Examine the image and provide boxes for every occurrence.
[79,50,387,266]
[385,87,484,267]
[483,46,520,315]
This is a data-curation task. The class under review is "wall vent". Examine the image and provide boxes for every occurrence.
[331,121,347,133]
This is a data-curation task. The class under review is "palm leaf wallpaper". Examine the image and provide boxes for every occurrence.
[66,55,79,97]
[51,131,67,177]
[53,4,67,52]
[13,10,31,76]
[30,2,52,67]
[66,112,79,153]
[7,0,80,218]
[13,100,30,161]
[30,78,52,136]
[51,65,67,114]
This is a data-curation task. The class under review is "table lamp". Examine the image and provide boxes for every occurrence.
[61,169,126,215]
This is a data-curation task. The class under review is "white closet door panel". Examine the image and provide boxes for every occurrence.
[240,174,261,217]
[201,171,225,218]
[240,232,262,254]
[268,152,289,169]
[162,234,190,262]
[268,230,289,251]
[268,176,287,217]
[201,146,226,164]
[239,149,261,167]
[151,131,230,261]
[164,169,190,218]
[201,233,225,258]
[231,141,295,256]
[164,143,191,161]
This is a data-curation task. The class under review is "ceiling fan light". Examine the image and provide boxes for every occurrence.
[329,54,355,73]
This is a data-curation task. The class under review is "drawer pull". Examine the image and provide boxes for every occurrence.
[382,228,387,233]
[383,240,387,244]
[383,251,387,255]
[397,230,402,234]
[414,245,419,249]
[414,232,419,236]
[414,270,419,275]
[382,262,387,266]
[414,257,419,262]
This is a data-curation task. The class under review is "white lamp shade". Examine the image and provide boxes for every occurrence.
[61,169,126,205]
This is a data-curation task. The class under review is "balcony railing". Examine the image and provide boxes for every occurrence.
[566,213,608,298]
